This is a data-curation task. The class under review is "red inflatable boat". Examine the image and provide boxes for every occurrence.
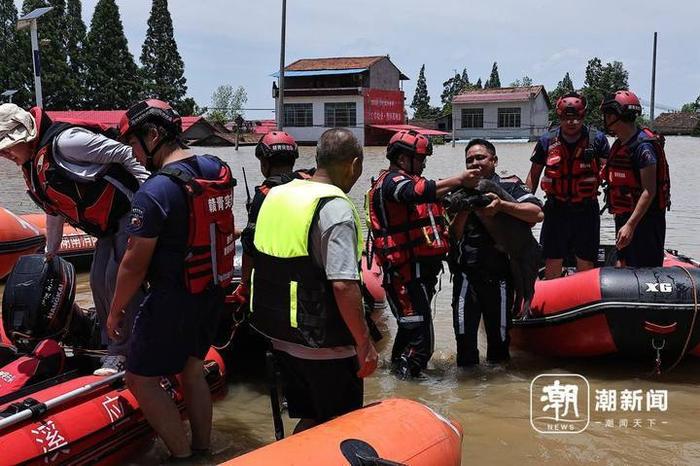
[0,348,226,465]
[0,207,45,279]
[511,250,700,362]
[21,213,97,260]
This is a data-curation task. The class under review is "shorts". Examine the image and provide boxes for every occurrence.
[127,287,224,377]
[540,199,600,262]
[615,210,666,267]
[273,350,363,421]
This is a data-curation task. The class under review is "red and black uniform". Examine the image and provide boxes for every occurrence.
[21,108,138,238]
[603,128,670,267]
[367,169,449,376]
[532,126,610,262]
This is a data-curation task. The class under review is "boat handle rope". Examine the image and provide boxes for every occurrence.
[651,338,665,376]
[661,265,699,374]
[212,300,245,351]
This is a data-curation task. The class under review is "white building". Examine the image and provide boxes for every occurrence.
[452,86,551,140]
[273,56,410,145]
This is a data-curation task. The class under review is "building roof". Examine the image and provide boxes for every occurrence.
[654,112,700,135]
[252,120,277,135]
[453,86,549,107]
[47,110,202,131]
[369,124,449,137]
[283,55,408,80]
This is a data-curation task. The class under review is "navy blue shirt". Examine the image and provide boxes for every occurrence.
[127,155,224,287]
[530,126,610,165]
[626,129,658,170]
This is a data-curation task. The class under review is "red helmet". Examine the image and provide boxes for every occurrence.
[387,129,432,160]
[255,131,299,160]
[600,90,642,118]
[556,92,587,119]
[119,99,182,139]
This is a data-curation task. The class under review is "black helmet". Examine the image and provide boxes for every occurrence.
[2,255,76,350]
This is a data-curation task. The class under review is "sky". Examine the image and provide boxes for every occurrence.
[14,0,700,118]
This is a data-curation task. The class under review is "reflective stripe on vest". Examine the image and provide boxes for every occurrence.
[540,128,600,203]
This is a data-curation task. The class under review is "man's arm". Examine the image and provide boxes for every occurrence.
[525,163,544,195]
[45,214,65,257]
[107,236,156,339]
[332,280,377,378]
[616,165,656,249]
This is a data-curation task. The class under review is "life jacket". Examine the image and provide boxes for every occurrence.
[159,156,237,294]
[539,127,601,203]
[256,168,314,197]
[21,107,140,238]
[603,127,671,215]
[250,179,361,348]
[366,169,449,269]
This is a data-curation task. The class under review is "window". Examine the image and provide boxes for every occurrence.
[324,102,357,127]
[284,103,313,127]
[461,108,484,128]
[498,107,521,128]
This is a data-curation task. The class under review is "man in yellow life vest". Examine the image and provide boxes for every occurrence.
[250,128,378,433]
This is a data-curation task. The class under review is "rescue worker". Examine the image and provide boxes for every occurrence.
[232,131,312,304]
[600,90,670,267]
[250,128,377,433]
[526,92,610,279]
[107,99,235,460]
[0,103,148,375]
[449,139,543,366]
[367,129,480,378]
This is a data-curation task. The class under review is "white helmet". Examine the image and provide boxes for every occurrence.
[0,104,37,152]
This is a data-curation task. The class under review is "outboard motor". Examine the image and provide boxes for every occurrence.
[2,254,76,351]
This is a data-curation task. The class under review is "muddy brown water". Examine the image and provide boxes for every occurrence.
[1,137,700,465]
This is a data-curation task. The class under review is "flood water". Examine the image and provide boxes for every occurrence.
[2,137,700,465]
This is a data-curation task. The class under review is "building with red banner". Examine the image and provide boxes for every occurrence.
[274,56,439,146]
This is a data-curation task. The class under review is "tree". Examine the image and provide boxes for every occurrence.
[680,95,700,113]
[410,65,433,119]
[84,0,141,109]
[174,97,203,116]
[475,78,482,89]
[140,0,187,108]
[581,57,629,126]
[64,0,87,108]
[510,75,533,87]
[547,72,576,121]
[0,0,28,105]
[19,0,76,109]
[208,85,247,124]
[440,68,473,113]
[484,62,501,88]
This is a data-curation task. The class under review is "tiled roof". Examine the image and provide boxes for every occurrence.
[47,111,202,131]
[453,86,547,104]
[285,56,386,71]
[654,112,700,134]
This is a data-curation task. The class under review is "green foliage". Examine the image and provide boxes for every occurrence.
[510,75,533,87]
[475,78,482,89]
[140,0,187,107]
[64,0,87,108]
[20,0,77,109]
[547,72,576,122]
[680,96,700,113]
[83,0,141,109]
[581,57,629,127]
[411,64,433,119]
[441,67,475,113]
[174,97,202,116]
[484,62,501,88]
[208,85,247,124]
[0,0,28,105]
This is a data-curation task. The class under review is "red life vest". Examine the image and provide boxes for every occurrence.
[603,127,671,215]
[160,156,237,294]
[367,169,449,268]
[21,107,139,238]
[540,128,601,203]
[257,168,314,197]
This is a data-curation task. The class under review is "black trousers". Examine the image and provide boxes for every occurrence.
[384,261,441,376]
[451,271,514,365]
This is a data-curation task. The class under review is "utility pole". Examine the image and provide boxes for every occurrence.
[277,0,287,130]
[17,7,54,108]
[650,32,658,123]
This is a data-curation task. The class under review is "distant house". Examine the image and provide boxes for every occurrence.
[273,55,413,145]
[451,86,550,140]
[653,112,700,136]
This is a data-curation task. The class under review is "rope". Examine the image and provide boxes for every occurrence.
[664,265,699,373]
[212,303,245,351]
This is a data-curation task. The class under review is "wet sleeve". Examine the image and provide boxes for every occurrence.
[126,189,167,238]
[506,181,542,207]
[56,128,149,182]
[529,139,547,165]
[383,174,437,204]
